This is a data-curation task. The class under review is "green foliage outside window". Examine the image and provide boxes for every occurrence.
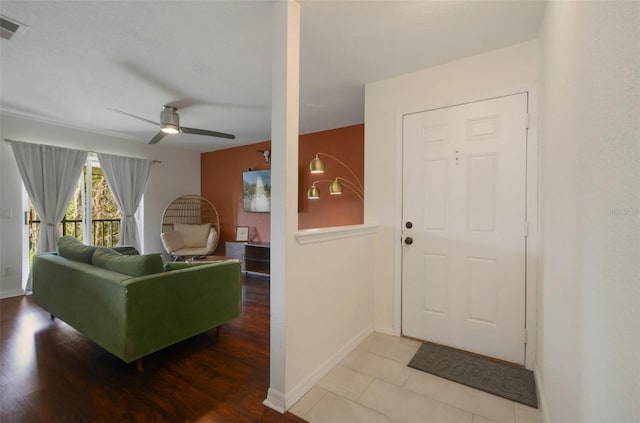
[29,165,121,261]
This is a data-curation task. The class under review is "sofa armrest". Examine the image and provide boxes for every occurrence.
[32,254,130,356]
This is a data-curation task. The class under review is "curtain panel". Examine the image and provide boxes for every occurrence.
[9,141,88,253]
[97,153,151,250]
[9,141,88,290]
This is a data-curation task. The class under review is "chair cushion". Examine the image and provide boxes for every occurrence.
[173,223,211,248]
[57,236,97,264]
[206,227,218,252]
[92,248,164,277]
[161,231,184,253]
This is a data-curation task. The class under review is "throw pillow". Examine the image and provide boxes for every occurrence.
[92,248,164,277]
[57,236,97,263]
[173,223,211,248]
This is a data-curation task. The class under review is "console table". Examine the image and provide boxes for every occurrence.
[225,241,270,277]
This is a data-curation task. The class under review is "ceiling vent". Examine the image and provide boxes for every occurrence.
[0,15,29,41]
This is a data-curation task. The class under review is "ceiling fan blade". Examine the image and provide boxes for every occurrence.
[166,99,201,110]
[149,131,169,144]
[181,127,235,140]
[109,108,159,126]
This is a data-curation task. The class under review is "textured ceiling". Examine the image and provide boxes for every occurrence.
[0,1,546,152]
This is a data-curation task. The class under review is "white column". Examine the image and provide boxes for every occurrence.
[264,0,300,413]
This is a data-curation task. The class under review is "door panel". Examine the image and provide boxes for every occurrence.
[402,93,528,364]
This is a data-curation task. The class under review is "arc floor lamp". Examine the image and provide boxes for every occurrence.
[306,153,364,203]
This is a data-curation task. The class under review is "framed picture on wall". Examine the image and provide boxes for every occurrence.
[236,226,249,242]
[243,170,271,212]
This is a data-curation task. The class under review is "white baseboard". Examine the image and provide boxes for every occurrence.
[0,289,25,299]
[263,388,286,413]
[282,325,374,411]
[534,367,551,423]
[373,324,397,337]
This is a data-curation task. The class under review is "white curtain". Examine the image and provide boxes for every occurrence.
[10,141,88,253]
[97,153,151,250]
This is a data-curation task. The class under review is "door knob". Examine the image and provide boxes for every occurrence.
[405,221,413,229]
[404,237,413,245]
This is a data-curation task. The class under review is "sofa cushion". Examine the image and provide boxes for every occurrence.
[173,223,211,248]
[92,248,164,277]
[57,236,97,263]
[112,245,139,255]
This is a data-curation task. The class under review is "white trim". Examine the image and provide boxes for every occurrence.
[394,84,540,369]
[524,87,539,370]
[283,325,373,410]
[392,111,404,337]
[295,224,377,245]
[263,388,286,414]
[0,289,25,299]
[535,367,551,423]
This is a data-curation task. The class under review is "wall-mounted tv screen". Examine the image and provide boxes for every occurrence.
[243,170,271,213]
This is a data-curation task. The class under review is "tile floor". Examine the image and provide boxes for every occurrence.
[290,333,543,423]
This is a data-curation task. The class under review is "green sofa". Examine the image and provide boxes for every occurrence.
[32,237,242,370]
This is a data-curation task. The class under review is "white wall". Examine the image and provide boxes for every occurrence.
[538,2,639,422]
[0,113,201,297]
[266,2,377,411]
[284,227,376,407]
[365,40,539,335]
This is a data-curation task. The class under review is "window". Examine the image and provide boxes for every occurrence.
[27,155,121,259]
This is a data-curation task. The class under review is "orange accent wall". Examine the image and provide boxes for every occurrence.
[201,124,364,254]
[298,124,364,230]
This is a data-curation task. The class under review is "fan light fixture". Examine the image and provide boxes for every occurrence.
[306,153,363,203]
[160,106,180,134]
[161,123,179,134]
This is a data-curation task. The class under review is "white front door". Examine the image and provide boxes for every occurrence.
[402,93,528,365]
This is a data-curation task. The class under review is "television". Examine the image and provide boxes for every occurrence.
[243,170,271,212]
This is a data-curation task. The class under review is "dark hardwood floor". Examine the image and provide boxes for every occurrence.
[0,274,306,423]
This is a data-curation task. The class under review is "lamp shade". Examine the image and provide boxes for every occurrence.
[309,155,325,173]
[328,179,343,195]
[307,184,320,199]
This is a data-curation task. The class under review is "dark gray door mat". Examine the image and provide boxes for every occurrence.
[408,342,538,408]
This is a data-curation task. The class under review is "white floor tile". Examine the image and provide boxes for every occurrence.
[293,333,531,423]
[359,378,473,423]
[289,386,329,418]
[305,391,401,423]
[317,365,374,402]
[404,369,465,404]
[459,386,516,423]
[358,333,421,364]
[474,415,498,423]
[340,348,413,387]
[515,403,543,423]
[403,366,516,423]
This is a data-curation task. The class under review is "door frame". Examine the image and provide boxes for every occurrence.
[392,85,539,369]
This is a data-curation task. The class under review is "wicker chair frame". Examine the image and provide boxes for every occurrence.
[160,195,220,253]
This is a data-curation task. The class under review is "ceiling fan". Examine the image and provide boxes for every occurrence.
[113,105,235,144]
